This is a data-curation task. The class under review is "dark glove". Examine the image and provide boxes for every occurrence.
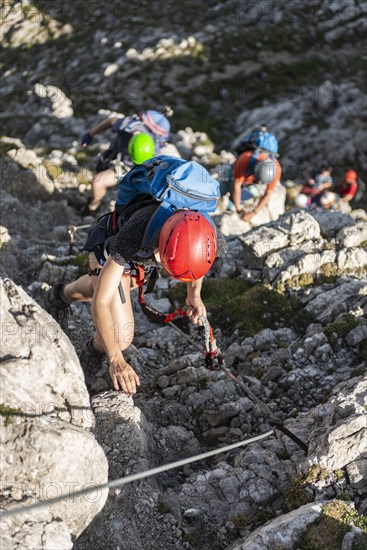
[81,132,93,146]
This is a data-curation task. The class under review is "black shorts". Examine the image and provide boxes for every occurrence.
[83,213,116,266]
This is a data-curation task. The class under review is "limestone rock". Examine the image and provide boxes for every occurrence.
[0,278,91,428]
[303,279,367,323]
[0,278,108,545]
[34,84,74,119]
[337,223,367,249]
[227,502,324,550]
[1,417,108,539]
[346,455,367,491]
[302,377,367,471]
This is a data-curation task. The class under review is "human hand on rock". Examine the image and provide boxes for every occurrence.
[241,211,255,222]
[109,359,140,396]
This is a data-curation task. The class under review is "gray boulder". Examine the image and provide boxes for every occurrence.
[303,279,367,323]
[226,502,324,550]
[300,377,367,472]
[0,278,108,545]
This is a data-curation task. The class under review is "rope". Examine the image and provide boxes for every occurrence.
[167,318,309,453]
[0,431,273,519]
[217,364,309,453]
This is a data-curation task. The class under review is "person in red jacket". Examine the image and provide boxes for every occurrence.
[232,151,282,222]
[340,170,359,202]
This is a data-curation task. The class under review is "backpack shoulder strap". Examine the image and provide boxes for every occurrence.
[245,150,260,176]
[140,201,176,252]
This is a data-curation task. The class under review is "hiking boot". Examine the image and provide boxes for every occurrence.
[46,283,70,310]
[81,197,102,217]
[79,339,109,394]
[45,282,71,330]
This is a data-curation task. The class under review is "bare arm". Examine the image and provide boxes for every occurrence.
[319,181,333,191]
[341,193,354,202]
[232,178,244,213]
[241,187,271,222]
[92,256,140,395]
[89,116,118,137]
[254,187,271,211]
[186,277,206,325]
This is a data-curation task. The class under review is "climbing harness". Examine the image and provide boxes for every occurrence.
[64,213,307,453]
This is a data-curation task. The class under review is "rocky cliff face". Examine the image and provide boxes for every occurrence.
[2,0,366,172]
[0,279,108,549]
[1,1,367,549]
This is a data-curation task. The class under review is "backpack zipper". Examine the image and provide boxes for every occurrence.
[163,175,220,201]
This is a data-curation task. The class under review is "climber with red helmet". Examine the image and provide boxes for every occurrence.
[47,159,226,397]
[232,150,282,222]
[339,170,359,202]
[159,210,218,282]
[80,108,172,215]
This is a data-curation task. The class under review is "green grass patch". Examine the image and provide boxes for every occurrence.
[276,449,291,461]
[256,509,275,525]
[285,465,329,512]
[296,500,367,550]
[324,314,360,342]
[72,254,89,271]
[317,264,367,284]
[41,254,89,277]
[230,513,252,529]
[167,279,314,338]
[156,502,169,514]
[73,148,99,165]
[337,492,351,501]
[231,510,278,531]
[42,160,63,181]
[351,366,366,377]
[277,273,315,292]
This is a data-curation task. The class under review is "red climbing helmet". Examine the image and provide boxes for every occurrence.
[345,170,357,183]
[159,210,217,282]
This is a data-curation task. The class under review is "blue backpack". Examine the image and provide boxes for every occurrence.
[115,155,220,252]
[244,128,278,154]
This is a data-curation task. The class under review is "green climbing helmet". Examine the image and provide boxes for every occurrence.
[128,133,155,164]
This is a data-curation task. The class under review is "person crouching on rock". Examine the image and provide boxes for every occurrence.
[231,150,282,223]
[81,108,171,215]
[339,169,359,203]
[301,163,334,206]
[47,207,226,396]
[81,131,156,216]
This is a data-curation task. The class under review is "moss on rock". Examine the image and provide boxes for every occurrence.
[324,315,360,342]
[0,403,22,426]
[167,279,314,338]
[296,500,367,550]
[285,465,330,512]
